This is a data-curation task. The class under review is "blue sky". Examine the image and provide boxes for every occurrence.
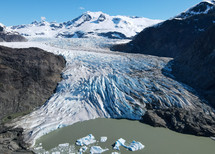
[0,0,203,26]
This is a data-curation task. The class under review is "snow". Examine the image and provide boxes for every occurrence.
[113,138,126,150]
[0,23,5,28]
[8,11,162,39]
[76,134,96,146]
[100,137,107,142]
[204,0,215,5]
[1,38,212,147]
[90,146,109,153]
[174,0,215,20]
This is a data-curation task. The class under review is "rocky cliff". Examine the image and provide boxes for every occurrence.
[0,46,65,153]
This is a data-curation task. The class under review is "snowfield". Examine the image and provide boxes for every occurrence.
[0,38,212,146]
[8,11,162,39]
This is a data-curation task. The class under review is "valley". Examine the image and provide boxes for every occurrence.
[0,1,215,154]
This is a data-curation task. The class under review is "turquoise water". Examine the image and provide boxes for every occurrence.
[35,118,215,154]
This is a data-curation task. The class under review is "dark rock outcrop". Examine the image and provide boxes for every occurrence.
[0,24,27,42]
[0,126,33,154]
[141,108,215,137]
[111,1,215,58]
[172,24,215,108]
[0,46,65,153]
[0,46,66,123]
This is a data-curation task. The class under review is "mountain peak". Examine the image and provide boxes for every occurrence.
[8,12,162,39]
[0,23,5,31]
[175,0,215,19]
[203,0,215,5]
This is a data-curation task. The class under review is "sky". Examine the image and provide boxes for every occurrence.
[0,0,203,26]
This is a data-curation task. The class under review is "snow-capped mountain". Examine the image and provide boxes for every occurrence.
[175,0,215,19]
[112,0,215,57]
[0,22,27,42]
[8,11,162,39]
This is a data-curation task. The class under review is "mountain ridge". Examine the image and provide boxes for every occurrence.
[111,0,215,57]
[8,11,162,39]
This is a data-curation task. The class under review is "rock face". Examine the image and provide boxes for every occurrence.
[0,46,65,153]
[0,23,27,42]
[0,46,66,123]
[141,108,215,137]
[0,126,33,154]
[112,1,215,58]
[172,24,215,108]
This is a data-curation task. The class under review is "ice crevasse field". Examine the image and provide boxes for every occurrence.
[1,37,214,153]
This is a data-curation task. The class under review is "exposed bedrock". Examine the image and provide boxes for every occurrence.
[0,45,66,153]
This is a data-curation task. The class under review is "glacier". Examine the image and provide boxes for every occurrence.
[0,37,212,147]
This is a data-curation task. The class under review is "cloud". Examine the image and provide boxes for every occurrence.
[41,17,46,21]
[79,7,85,10]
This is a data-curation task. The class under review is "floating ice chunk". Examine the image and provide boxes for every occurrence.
[113,138,126,150]
[111,152,120,154]
[210,137,215,141]
[58,143,69,147]
[100,136,107,142]
[52,152,60,154]
[76,134,96,146]
[113,138,144,152]
[90,146,109,154]
[79,146,88,153]
[127,141,145,151]
[34,146,43,150]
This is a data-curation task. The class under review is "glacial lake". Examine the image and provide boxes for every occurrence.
[34,118,215,154]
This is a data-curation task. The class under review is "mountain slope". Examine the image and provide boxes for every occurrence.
[0,23,27,42]
[8,12,162,39]
[112,0,215,57]
[0,46,65,123]
[172,24,215,108]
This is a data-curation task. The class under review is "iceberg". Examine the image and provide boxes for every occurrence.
[113,138,126,150]
[127,140,145,151]
[58,143,69,147]
[90,146,109,154]
[111,152,120,154]
[113,138,144,152]
[52,152,60,154]
[79,146,88,153]
[100,136,107,142]
[210,137,215,141]
[76,134,96,146]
